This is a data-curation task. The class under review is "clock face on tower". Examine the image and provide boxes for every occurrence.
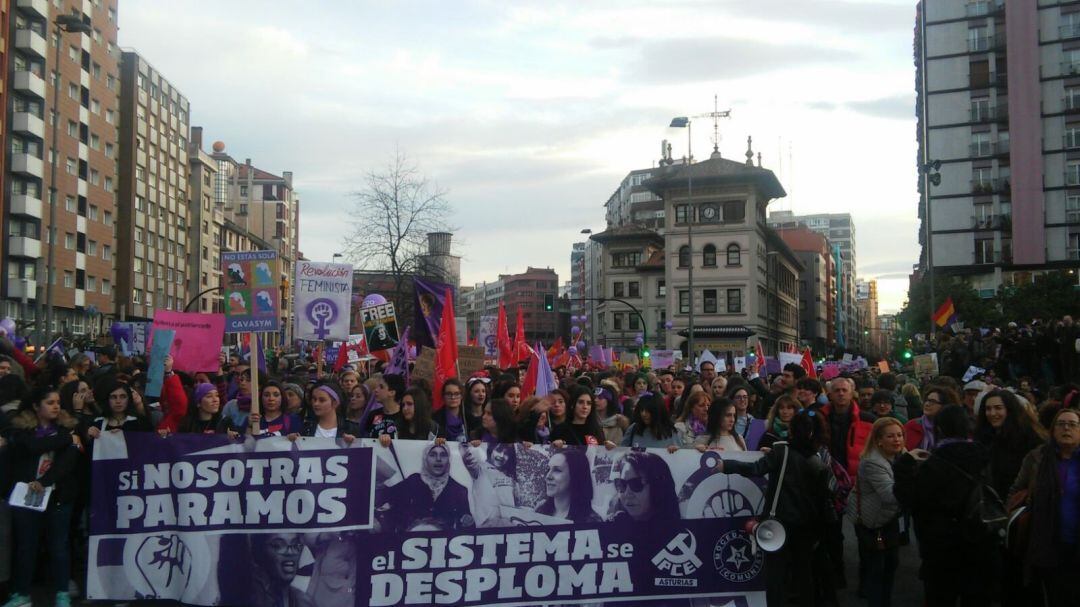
[701,205,719,222]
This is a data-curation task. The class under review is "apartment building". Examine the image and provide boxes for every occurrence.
[3,0,119,339]
[460,267,561,344]
[917,0,1080,297]
[115,50,190,320]
[186,127,222,313]
[778,226,835,354]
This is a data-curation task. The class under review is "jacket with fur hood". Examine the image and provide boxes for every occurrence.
[8,409,81,506]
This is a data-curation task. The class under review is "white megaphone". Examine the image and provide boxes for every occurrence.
[752,519,787,553]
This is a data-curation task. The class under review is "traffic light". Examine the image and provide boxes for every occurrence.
[544,293,554,311]
[642,348,650,359]
[903,350,913,360]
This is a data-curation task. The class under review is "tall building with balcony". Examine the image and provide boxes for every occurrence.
[778,226,835,354]
[186,127,222,313]
[3,0,120,338]
[115,51,190,320]
[916,0,1080,298]
[204,138,299,341]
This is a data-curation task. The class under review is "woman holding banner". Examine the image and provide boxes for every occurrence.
[675,391,711,448]
[249,381,302,437]
[88,382,152,434]
[433,379,468,442]
[291,383,359,442]
[551,387,608,447]
[6,386,83,607]
[397,387,439,441]
[621,395,683,451]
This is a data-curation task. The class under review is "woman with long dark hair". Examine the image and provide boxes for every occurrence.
[248,381,302,437]
[397,387,438,440]
[433,378,468,442]
[491,380,522,411]
[609,451,680,523]
[621,395,682,451]
[903,385,960,451]
[696,398,746,452]
[464,377,490,434]
[6,386,83,607]
[1008,407,1080,607]
[88,381,152,435]
[536,448,601,523]
[177,384,238,436]
[975,389,1046,498]
[551,386,606,447]
[470,398,517,444]
[675,391,710,447]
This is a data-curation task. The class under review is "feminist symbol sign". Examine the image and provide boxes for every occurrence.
[305,298,338,340]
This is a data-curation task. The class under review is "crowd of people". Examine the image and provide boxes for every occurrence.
[0,313,1074,607]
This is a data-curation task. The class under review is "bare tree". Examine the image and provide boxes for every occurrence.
[342,151,453,298]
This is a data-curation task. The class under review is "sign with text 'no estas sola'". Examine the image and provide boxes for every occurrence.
[222,251,280,333]
[294,261,353,342]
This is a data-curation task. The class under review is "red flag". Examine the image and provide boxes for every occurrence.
[514,306,528,362]
[547,337,563,361]
[755,340,766,372]
[800,347,817,379]
[497,302,514,369]
[521,350,539,397]
[433,288,459,411]
[333,341,349,372]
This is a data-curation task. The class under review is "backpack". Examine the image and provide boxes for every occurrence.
[818,448,853,515]
[939,456,1009,546]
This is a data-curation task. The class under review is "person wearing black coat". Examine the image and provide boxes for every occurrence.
[894,404,1000,606]
[719,410,834,607]
[6,386,84,607]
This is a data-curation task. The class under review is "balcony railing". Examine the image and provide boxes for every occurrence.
[970,141,1007,157]
[1067,171,1080,187]
[969,36,992,52]
[1064,61,1080,77]
[975,250,1012,265]
[1068,248,1080,260]
[971,214,1011,230]
[1062,24,1080,40]
[971,178,1009,194]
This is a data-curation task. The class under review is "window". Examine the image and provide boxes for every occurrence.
[613,313,624,331]
[102,280,111,295]
[679,290,690,314]
[102,245,111,260]
[971,132,992,157]
[727,289,742,313]
[68,45,79,62]
[65,196,76,212]
[68,83,78,100]
[1068,162,1080,186]
[105,143,114,158]
[63,271,74,288]
[87,240,97,255]
[968,26,990,52]
[611,252,642,267]
[132,289,141,304]
[90,169,100,186]
[240,185,248,197]
[703,244,717,267]
[613,282,624,297]
[678,245,690,268]
[64,233,75,250]
[971,97,991,121]
[1068,87,1080,111]
[1067,194,1080,223]
[727,243,741,266]
[1067,125,1080,149]
[675,205,690,224]
[67,120,78,137]
[65,158,76,175]
[134,258,143,273]
[87,276,96,292]
[104,177,113,192]
[103,211,113,226]
[628,281,640,298]
[722,201,745,223]
[134,228,143,243]
[629,314,640,330]
[704,289,718,313]
[975,238,995,264]
[657,280,666,297]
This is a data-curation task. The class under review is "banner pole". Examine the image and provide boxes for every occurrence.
[250,332,260,435]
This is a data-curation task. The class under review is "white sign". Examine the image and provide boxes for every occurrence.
[294,261,353,341]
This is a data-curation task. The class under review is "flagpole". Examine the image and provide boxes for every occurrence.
[249,332,260,436]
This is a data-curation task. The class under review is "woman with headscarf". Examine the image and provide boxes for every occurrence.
[382,442,473,532]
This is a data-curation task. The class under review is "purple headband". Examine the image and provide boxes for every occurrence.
[314,385,341,405]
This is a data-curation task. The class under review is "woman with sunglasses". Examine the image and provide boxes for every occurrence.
[903,385,960,451]
[1008,408,1080,607]
[434,379,469,443]
[609,451,680,523]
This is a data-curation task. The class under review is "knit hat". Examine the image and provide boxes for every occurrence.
[194,382,218,404]
[281,383,304,399]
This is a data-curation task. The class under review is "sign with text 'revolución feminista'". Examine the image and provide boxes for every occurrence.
[294,261,353,342]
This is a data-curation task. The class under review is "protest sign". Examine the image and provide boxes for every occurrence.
[412,346,436,382]
[294,261,352,341]
[150,311,225,372]
[110,321,150,355]
[962,365,986,382]
[650,349,675,369]
[822,362,842,381]
[361,302,400,351]
[458,345,486,376]
[222,250,279,333]
[478,315,498,360]
[913,353,939,377]
[778,352,802,369]
[878,361,890,374]
[144,329,175,398]
[734,356,747,373]
[88,434,768,606]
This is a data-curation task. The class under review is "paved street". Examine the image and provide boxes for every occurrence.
[839,518,922,606]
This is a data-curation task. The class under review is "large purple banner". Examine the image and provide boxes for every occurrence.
[88,434,767,606]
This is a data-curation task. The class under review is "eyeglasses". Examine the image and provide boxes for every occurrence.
[924,399,943,405]
[266,538,303,555]
[444,391,462,398]
[732,395,749,401]
[614,477,647,493]
[1054,420,1080,429]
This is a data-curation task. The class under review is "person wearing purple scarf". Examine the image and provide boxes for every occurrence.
[903,386,958,451]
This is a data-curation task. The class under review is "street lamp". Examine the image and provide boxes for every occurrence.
[42,14,92,347]
[669,116,695,360]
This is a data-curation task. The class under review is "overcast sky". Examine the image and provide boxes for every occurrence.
[121,0,919,314]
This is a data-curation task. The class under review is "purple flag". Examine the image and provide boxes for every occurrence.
[385,327,411,387]
[534,342,557,397]
[413,277,454,349]
[356,388,382,438]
